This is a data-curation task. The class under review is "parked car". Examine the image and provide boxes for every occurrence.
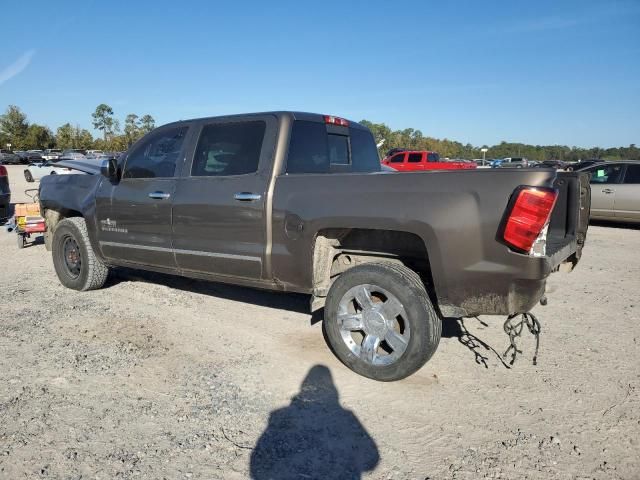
[382,150,476,171]
[385,147,407,157]
[14,151,29,163]
[533,160,570,170]
[24,160,82,182]
[39,111,591,381]
[42,149,63,161]
[24,150,44,163]
[0,149,21,165]
[0,161,10,222]
[491,157,530,168]
[580,160,640,223]
[61,149,88,160]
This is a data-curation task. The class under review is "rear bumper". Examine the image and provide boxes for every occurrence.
[438,250,574,318]
[437,172,590,318]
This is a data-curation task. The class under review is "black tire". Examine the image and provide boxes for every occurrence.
[24,170,33,182]
[323,262,441,381]
[17,234,25,249]
[52,217,109,291]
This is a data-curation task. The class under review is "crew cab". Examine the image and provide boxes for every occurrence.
[39,112,591,381]
[382,150,476,171]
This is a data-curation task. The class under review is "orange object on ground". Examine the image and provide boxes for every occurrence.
[14,203,41,217]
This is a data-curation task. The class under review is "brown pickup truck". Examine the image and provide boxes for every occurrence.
[39,112,591,381]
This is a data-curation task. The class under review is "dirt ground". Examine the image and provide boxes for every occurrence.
[1,166,639,479]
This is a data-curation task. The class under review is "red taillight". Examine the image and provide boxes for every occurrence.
[0,165,7,176]
[324,115,349,127]
[503,188,558,253]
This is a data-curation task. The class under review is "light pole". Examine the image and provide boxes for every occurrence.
[481,148,488,165]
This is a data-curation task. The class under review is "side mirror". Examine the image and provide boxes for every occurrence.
[100,157,119,182]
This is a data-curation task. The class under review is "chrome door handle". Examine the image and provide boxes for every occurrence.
[148,191,171,200]
[234,192,261,201]
[601,188,614,194]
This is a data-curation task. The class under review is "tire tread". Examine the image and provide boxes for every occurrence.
[54,217,109,291]
[324,262,442,381]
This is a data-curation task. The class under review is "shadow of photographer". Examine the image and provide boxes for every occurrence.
[250,365,379,480]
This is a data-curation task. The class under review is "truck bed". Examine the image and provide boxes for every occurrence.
[271,168,589,317]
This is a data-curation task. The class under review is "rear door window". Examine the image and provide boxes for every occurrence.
[408,153,422,163]
[191,121,266,176]
[427,153,440,162]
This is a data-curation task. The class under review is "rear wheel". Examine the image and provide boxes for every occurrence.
[52,217,109,291]
[24,170,33,182]
[323,263,441,381]
[17,234,25,249]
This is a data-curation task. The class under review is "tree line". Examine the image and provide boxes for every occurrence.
[360,120,639,162]
[1,104,637,161]
[0,104,155,152]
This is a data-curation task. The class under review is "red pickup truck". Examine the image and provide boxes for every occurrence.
[382,150,476,171]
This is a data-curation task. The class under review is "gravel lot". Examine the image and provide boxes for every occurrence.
[1,166,639,479]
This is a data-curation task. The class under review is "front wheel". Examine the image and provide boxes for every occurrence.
[52,217,109,291]
[24,170,34,182]
[323,263,441,381]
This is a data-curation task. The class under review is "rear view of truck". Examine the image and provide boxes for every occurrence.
[271,113,591,380]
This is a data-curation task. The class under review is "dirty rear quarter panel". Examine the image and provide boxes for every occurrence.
[271,168,558,316]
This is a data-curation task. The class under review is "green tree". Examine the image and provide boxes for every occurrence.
[139,114,155,134]
[24,124,54,149]
[91,104,115,141]
[56,123,74,149]
[0,105,29,148]
[74,126,94,148]
[124,113,140,146]
[56,123,93,149]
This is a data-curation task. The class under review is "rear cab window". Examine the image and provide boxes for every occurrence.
[286,120,380,174]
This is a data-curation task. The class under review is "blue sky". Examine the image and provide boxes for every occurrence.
[0,0,638,147]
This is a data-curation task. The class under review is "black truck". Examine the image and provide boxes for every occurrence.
[39,112,591,381]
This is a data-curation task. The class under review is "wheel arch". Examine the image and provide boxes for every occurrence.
[43,207,85,251]
[310,228,440,314]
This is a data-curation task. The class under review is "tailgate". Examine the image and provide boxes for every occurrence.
[546,171,591,269]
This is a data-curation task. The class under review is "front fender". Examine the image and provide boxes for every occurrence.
[40,174,103,259]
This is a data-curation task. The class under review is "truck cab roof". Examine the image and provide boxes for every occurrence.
[162,111,370,131]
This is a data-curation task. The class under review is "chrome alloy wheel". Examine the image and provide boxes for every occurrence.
[337,284,410,366]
